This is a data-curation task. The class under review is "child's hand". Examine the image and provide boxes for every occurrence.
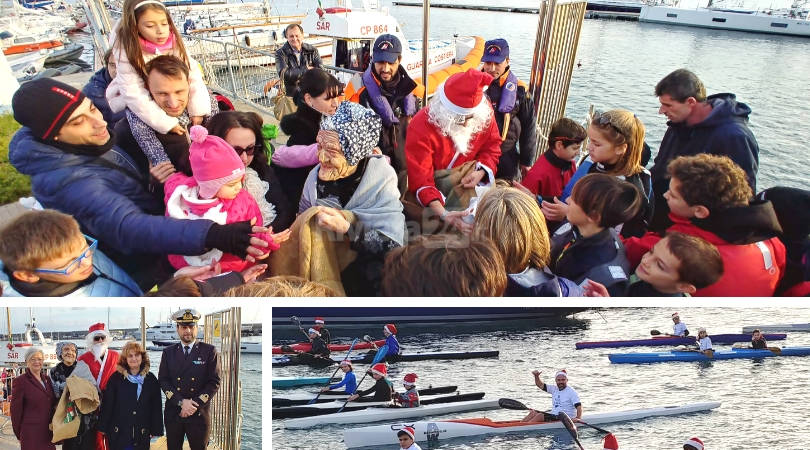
[174,262,222,281]
[190,115,204,126]
[583,279,610,297]
[271,228,292,245]
[149,161,176,184]
[541,197,568,222]
[240,264,267,283]
[170,124,186,136]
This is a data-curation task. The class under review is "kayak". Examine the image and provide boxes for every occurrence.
[272,340,386,354]
[576,333,787,349]
[273,385,458,407]
[609,346,810,364]
[273,392,486,419]
[272,350,500,367]
[284,398,501,429]
[273,376,340,388]
[742,324,810,333]
[343,401,721,447]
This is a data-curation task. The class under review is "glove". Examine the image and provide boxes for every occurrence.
[204,221,253,259]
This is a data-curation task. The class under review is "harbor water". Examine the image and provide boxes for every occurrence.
[271,307,810,448]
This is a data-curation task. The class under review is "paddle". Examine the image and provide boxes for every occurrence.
[559,412,585,450]
[291,316,310,341]
[335,348,389,413]
[307,337,360,405]
[768,346,782,355]
[498,399,584,449]
[577,420,612,435]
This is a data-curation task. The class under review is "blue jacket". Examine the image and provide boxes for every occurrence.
[82,68,125,127]
[385,335,400,357]
[327,371,357,394]
[8,128,212,267]
[1,249,141,297]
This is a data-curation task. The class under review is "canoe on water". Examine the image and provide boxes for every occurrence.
[272,376,341,388]
[742,324,810,333]
[272,340,386,354]
[284,398,501,429]
[343,402,722,447]
[273,392,486,419]
[576,333,787,349]
[271,350,500,367]
[272,385,458,407]
[609,346,810,364]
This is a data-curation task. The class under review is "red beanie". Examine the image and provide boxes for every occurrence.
[314,317,325,324]
[684,437,704,450]
[403,373,418,385]
[437,68,493,115]
[384,324,397,335]
[399,426,415,440]
[370,362,387,377]
[188,125,245,199]
[602,433,619,450]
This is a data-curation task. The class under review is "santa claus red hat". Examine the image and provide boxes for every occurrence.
[555,369,568,379]
[602,433,619,450]
[314,317,325,324]
[437,68,493,115]
[683,437,704,450]
[400,426,415,440]
[370,362,388,377]
[86,323,110,340]
[403,373,418,386]
[672,312,680,318]
[384,324,397,335]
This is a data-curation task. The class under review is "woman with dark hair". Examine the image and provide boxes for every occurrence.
[274,68,344,208]
[207,111,294,230]
[98,341,163,450]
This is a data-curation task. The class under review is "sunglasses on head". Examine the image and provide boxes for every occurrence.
[233,143,257,156]
[593,111,624,137]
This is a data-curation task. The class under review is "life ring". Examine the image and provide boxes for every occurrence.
[411,36,485,99]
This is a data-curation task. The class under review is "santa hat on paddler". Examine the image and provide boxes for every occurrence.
[383,323,397,336]
[403,373,418,387]
[436,68,493,116]
[399,426,416,441]
[683,437,704,450]
[370,362,388,377]
[602,433,619,450]
[85,323,111,346]
[314,317,325,325]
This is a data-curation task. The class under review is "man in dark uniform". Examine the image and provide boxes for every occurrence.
[481,38,538,181]
[158,309,221,450]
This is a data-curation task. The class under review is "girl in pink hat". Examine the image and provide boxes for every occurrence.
[164,126,290,274]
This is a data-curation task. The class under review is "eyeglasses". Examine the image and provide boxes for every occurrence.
[34,235,97,276]
[593,111,625,137]
[93,335,106,342]
[233,143,257,156]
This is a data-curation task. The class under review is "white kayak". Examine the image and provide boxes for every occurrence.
[285,399,500,429]
[743,323,810,333]
[343,401,721,448]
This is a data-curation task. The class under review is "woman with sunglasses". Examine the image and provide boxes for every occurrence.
[206,111,294,231]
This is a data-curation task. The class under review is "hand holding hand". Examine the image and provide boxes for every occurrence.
[149,161,176,184]
[180,399,198,417]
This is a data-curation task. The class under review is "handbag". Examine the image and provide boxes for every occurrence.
[273,69,298,121]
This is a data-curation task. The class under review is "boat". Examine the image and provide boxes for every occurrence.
[273,392,486,419]
[639,4,810,38]
[2,313,59,368]
[608,347,810,364]
[43,42,83,65]
[133,320,204,345]
[240,339,262,354]
[272,339,385,354]
[273,385,458,407]
[284,398,501,429]
[576,333,787,349]
[585,0,643,19]
[271,350,499,367]
[342,402,722,447]
[6,50,49,79]
[272,376,341,389]
[743,323,810,333]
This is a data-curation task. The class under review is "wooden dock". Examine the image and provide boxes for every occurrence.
[392,1,641,20]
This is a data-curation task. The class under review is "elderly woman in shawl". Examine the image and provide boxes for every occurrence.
[297,101,405,296]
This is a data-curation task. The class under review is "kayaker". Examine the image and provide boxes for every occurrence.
[306,328,330,358]
[397,426,422,450]
[751,329,768,349]
[697,328,713,355]
[672,312,689,336]
[320,360,356,394]
[346,363,394,402]
[313,317,331,344]
[522,369,582,423]
[683,436,705,450]
[394,373,420,408]
[382,323,401,358]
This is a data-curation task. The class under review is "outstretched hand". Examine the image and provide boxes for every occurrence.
[442,210,474,235]
[541,197,568,222]
[149,161,176,184]
[240,264,268,283]
[174,262,222,281]
[583,280,610,297]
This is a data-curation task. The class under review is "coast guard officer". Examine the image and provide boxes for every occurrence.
[158,308,221,450]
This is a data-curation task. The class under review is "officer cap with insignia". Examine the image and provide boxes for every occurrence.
[172,308,201,325]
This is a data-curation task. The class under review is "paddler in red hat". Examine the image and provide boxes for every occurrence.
[346,362,394,402]
[312,317,331,344]
[522,369,582,423]
[397,426,422,449]
[683,436,704,450]
[394,373,420,408]
[381,323,401,360]
[305,327,330,359]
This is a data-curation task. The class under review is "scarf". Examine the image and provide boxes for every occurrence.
[362,68,416,128]
[139,32,175,55]
[494,69,519,114]
[45,129,117,157]
[127,373,145,400]
[4,266,95,296]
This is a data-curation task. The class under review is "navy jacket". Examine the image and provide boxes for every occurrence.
[8,128,212,276]
[82,68,125,126]
[650,93,759,230]
[99,371,163,450]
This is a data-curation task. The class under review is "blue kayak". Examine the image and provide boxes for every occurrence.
[273,376,340,388]
[576,333,787,349]
[609,346,810,364]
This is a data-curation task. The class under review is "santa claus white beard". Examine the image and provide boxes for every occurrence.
[90,342,108,361]
[427,97,492,155]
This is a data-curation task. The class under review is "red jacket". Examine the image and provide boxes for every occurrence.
[78,349,120,450]
[405,106,502,206]
[623,213,785,297]
[521,151,576,198]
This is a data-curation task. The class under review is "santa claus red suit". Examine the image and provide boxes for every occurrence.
[76,323,120,450]
[405,68,502,207]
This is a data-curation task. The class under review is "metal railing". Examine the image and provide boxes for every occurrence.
[205,307,242,450]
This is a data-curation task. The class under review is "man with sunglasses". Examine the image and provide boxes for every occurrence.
[76,322,120,450]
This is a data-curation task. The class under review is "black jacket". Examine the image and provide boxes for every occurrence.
[277,102,322,208]
[275,42,323,96]
[158,342,221,425]
[486,69,538,180]
[99,371,163,450]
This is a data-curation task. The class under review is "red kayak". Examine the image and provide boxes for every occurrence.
[272,340,386,354]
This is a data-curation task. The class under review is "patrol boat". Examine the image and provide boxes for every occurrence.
[1,310,59,368]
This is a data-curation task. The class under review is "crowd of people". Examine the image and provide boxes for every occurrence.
[7,309,219,450]
[1,0,808,297]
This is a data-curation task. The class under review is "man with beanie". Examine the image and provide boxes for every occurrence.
[344,34,417,193]
[8,78,270,289]
[405,68,502,234]
[481,38,538,181]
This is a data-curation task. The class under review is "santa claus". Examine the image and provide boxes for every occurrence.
[76,322,120,450]
[405,68,502,233]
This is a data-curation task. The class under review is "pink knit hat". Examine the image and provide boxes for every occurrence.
[188,125,245,199]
